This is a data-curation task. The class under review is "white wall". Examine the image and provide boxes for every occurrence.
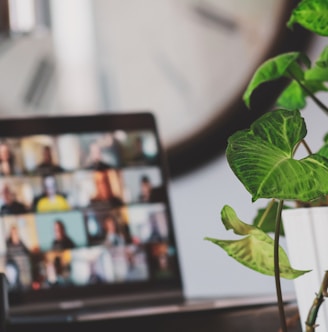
[168,35,328,299]
[169,153,296,298]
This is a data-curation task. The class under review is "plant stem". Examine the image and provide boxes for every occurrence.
[257,199,275,228]
[305,271,328,332]
[300,81,328,115]
[274,199,287,332]
[301,139,313,155]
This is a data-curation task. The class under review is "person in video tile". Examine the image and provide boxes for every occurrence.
[149,244,174,279]
[0,141,16,175]
[131,136,149,163]
[125,246,148,281]
[5,258,22,290]
[6,225,30,256]
[148,213,165,242]
[52,220,76,250]
[44,253,71,287]
[35,145,64,175]
[35,175,70,213]
[0,183,28,215]
[138,175,164,204]
[102,213,126,246]
[5,226,32,289]
[129,135,159,165]
[85,142,112,171]
[89,171,123,208]
[138,175,153,202]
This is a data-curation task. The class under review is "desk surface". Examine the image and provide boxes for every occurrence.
[7,294,302,332]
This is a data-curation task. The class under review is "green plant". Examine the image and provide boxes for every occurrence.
[205,0,328,331]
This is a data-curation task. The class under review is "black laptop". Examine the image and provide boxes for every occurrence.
[0,112,189,323]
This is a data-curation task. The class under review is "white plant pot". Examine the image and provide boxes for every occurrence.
[282,206,328,332]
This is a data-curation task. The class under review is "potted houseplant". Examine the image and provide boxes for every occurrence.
[205,0,328,331]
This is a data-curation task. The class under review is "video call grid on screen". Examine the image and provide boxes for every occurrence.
[0,113,181,305]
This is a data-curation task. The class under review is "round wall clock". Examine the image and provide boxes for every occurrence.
[91,0,311,177]
[0,0,311,178]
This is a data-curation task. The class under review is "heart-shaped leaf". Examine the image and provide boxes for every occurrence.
[227,109,328,202]
[205,205,309,279]
[243,53,309,108]
[287,0,328,36]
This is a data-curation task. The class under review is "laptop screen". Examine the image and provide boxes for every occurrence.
[0,112,183,313]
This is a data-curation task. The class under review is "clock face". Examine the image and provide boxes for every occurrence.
[91,0,309,176]
[94,0,285,145]
[0,0,309,177]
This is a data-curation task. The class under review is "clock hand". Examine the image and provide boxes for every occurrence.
[192,3,238,32]
[153,50,191,99]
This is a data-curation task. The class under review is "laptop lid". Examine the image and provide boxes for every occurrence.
[0,112,184,318]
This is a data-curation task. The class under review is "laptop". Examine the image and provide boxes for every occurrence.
[0,111,188,322]
[0,112,289,326]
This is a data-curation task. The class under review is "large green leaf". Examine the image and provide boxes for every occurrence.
[205,205,308,279]
[227,109,328,202]
[287,0,328,36]
[243,53,308,108]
